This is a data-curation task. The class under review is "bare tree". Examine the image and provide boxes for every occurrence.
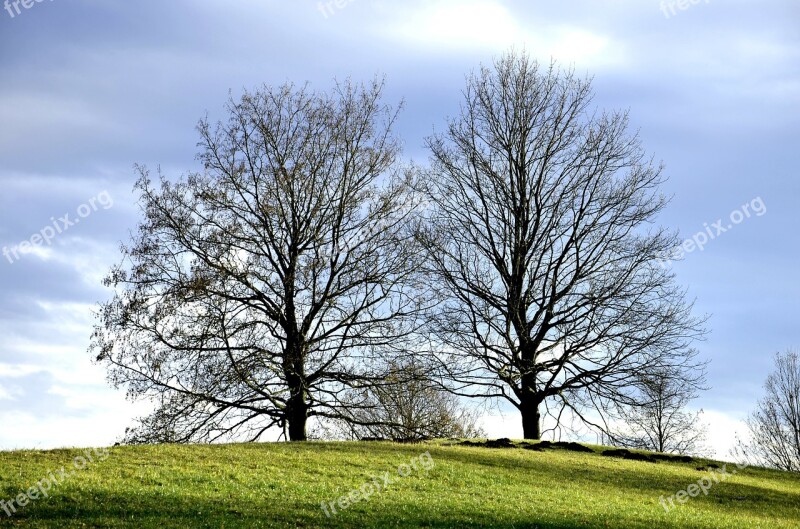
[734,350,800,471]
[605,367,709,455]
[333,359,485,441]
[416,51,706,440]
[91,79,426,442]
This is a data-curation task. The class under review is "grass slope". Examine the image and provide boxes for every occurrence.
[0,440,798,528]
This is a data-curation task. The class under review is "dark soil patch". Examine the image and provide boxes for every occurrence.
[601,448,694,464]
[524,444,545,452]
[651,453,694,464]
[459,438,596,452]
[361,436,432,443]
[523,441,593,453]
[485,438,516,448]
[458,438,517,449]
[554,442,594,453]
[602,448,657,463]
[696,463,722,471]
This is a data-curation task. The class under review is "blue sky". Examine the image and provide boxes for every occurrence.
[0,0,797,456]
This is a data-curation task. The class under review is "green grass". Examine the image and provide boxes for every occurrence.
[0,440,798,528]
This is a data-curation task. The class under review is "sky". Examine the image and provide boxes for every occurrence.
[0,0,797,458]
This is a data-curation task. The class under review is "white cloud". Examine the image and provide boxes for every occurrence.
[0,384,15,401]
[0,407,143,450]
[0,364,43,378]
[383,0,523,51]
[702,408,748,460]
[378,0,627,67]
[545,27,618,66]
[479,410,523,439]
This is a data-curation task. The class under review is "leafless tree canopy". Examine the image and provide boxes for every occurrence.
[91,80,426,442]
[735,350,800,471]
[416,52,706,439]
[92,53,710,445]
[605,367,709,455]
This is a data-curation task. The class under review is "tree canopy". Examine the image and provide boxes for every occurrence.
[415,51,706,439]
[92,79,426,442]
[93,53,707,444]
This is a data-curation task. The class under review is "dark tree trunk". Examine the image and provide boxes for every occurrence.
[286,388,308,441]
[284,333,308,441]
[520,394,542,440]
[519,358,542,439]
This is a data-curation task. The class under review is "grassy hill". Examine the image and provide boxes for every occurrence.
[0,439,798,528]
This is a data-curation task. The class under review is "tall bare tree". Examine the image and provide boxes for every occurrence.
[91,79,425,442]
[416,51,706,440]
[605,366,709,455]
[734,350,800,471]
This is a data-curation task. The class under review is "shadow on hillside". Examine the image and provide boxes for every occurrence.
[433,446,800,512]
[3,488,607,529]
[4,442,799,529]
[9,479,798,529]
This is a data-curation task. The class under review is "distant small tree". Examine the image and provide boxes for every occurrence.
[734,350,800,471]
[335,360,485,441]
[604,366,709,455]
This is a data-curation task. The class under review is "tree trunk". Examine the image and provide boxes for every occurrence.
[284,334,308,441]
[520,395,542,440]
[519,361,542,439]
[287,389,308,441]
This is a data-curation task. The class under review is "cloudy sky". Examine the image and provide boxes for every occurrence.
[0,0,797,457]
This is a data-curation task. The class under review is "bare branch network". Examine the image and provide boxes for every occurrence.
[91,52,708,444]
